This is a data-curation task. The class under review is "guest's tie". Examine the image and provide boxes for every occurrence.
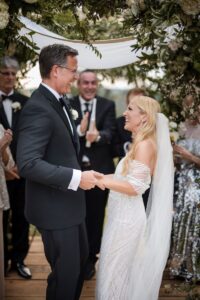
[84,102,90,114]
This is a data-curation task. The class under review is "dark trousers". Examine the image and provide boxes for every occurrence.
[38,222,88,300]
[3,179,29,266]
[85,187,108,263]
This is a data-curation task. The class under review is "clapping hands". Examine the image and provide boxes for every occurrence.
[0,129,13,152]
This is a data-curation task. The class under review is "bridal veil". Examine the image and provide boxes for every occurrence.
[128,113,174,299]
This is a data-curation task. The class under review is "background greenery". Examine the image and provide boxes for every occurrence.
[0,0,199,122]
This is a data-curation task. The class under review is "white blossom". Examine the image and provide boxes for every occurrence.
[70,108,79,120]
[169,121,178,130]
[76,7,86,21]
[11,102,21,112]
[22,0,38,3]
[0,1,9,30]
[170,131,179,143]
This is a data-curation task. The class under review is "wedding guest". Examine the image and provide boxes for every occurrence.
[0,125,16,299]
[169,100,200,282]
[0,56,31,278]
[70,70,116,280]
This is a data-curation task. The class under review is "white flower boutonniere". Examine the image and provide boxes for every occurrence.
[70,108,79,120]
[11,102,21,112]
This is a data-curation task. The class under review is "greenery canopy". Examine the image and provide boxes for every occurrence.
[0,0,200,122]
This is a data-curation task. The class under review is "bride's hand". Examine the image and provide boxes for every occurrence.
[96,177,106,190]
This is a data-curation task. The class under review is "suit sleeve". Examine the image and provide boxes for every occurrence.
[97,100,116,145]
[16,102,73,192]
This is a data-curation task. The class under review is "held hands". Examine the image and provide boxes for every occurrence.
[79,170,104,190]
[5,165,20,180]
[95,176,106,190]
[79,172,111,191]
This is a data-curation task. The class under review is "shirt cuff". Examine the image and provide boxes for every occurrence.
[68,169,82,191]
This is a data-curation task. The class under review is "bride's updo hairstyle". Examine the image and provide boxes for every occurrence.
[122,95,160,175]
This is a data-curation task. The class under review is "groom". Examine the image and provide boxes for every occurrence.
[17,44,101,300]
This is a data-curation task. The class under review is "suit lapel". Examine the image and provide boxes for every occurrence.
[38,85,79,154]
[10,93,19,130]
[95,97,101,125]
[0,102,10,129]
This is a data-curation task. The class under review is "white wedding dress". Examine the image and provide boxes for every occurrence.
[96,114,174,300]
[96,158,151,300]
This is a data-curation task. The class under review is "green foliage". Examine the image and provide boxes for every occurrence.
[0,0,199,121]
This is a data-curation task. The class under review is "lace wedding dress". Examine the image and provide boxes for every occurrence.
[96,159,151,300]
[96,114,174,300]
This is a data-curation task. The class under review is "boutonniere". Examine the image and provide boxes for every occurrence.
[70,108,79,120]
[11,101,21,112]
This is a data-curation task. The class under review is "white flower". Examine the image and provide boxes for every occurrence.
[76,7,86,21]
[22,0,38,3]
[11,102,21,112]
[169,121,178,130]
[0,1,9,30]
[170,131,179,143]
[70,109,79,120]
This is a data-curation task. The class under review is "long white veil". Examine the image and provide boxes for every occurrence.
[128,113,174,299]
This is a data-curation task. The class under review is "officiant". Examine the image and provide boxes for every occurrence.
[70,70,116,280]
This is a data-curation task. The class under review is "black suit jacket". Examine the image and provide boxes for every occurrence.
[0,91,28,160]
[70,96,116,174]
[17,85,85,230]
[112,115,132,159]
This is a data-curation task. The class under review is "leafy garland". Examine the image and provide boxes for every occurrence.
[0,0,199,122]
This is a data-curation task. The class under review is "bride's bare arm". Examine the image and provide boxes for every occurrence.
[96,140,156,196]
[97,176,138,196]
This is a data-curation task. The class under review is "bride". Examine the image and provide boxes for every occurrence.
[96,95,174,300]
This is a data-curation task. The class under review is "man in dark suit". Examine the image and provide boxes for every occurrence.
[70,70,116,280]
[0,56,31,279]
[17,44,102,300]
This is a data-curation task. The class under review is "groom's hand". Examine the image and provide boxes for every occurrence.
[79,170,103,190]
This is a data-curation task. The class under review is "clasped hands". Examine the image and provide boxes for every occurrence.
[80,112,99,143]
[79,170,106,191]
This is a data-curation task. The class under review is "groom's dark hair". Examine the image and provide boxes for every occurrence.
[39,44,78,79]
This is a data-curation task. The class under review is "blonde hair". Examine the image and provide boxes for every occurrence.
[122,95,161,175]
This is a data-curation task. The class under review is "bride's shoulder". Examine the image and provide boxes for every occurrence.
[134,139,157,171]
[135,139,156,155]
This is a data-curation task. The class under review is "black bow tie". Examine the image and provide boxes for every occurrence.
[59,96,71,109]
[1,94,14,101]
